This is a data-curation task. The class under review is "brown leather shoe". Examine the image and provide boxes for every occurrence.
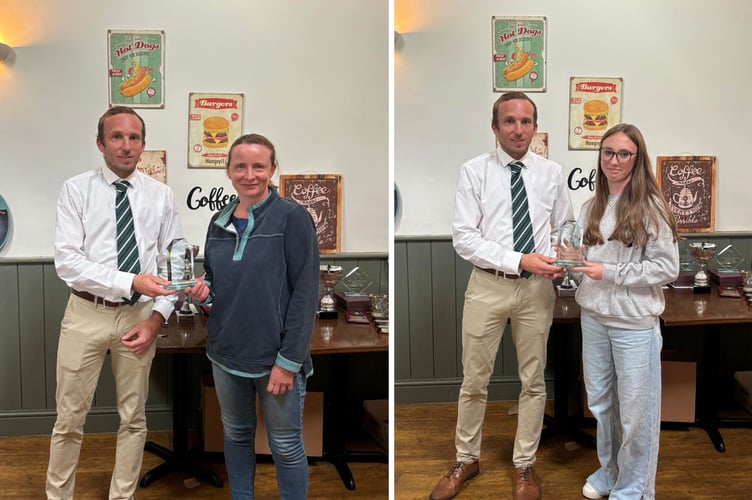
[428,461,480,500]
[513,465,541,500]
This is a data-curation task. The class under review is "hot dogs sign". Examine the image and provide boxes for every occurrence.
[107,30,164,108]
[492,16,547,92]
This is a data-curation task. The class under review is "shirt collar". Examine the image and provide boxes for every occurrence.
[101,167,139,187]
[215,189,278,228]
[495,145,533,169]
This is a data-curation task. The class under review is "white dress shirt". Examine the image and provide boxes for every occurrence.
[54,167,183,320]
[452,146,574,273]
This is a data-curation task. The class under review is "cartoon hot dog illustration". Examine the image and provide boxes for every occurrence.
[118,60,152,98]
[503,44,535,82]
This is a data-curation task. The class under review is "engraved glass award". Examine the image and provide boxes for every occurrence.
[162,238,199,290]
[714,244,744,273]
[552,221,585,267]
[342,266,373,296]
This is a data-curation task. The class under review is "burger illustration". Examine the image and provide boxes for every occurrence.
[582,99,609,130]
[202,116,230,148]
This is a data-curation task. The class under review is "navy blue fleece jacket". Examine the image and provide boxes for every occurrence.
[202,189,319,376]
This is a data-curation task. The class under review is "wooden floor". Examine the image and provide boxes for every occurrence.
[396,401,752,499]
[0,431,387,499]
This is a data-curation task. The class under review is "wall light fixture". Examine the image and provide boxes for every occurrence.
[0,42,12,62]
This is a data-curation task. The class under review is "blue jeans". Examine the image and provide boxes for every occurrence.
[581,312,662,500]
[212,364,308,500]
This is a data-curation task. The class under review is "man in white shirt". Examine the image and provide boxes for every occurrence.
[430,92,573,500]
[46,106,183,500]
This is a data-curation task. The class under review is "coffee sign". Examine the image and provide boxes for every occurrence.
[657,156,716,233]
[279,174,342,254]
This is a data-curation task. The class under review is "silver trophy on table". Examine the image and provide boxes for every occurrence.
[318,265,343,319]
[689,242,716,294]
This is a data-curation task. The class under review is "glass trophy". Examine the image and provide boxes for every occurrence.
[319,264,343,319]
[552,221,585,268]
[162,238,199,291]
[714,244,744,273]
[176,246,201,320]
[689,242,716,294]
[342,266,373,296]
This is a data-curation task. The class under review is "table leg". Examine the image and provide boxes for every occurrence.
[320,354,356,490]
[140,353,224,488]
[315,351,388,490]
[542,323,596,449]
[698,325,725,452]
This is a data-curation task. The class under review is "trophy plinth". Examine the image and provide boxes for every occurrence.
[162,239,198,291]
[689,242,716,294]
[552,221,585,268]
[319,265,343,319]
[556,272,577,297]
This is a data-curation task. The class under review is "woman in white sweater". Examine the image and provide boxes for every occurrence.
[572,123,679,500]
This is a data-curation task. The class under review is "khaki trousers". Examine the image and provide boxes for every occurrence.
[455,268,554,467]
[46,294,155,500]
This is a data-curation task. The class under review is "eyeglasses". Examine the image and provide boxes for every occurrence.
[601,149,636,163]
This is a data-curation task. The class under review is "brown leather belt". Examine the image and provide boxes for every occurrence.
[71,288,126,308]
[476,266,521,279]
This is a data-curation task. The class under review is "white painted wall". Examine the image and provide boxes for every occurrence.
[395,0,752,235]
[0,0,388,257]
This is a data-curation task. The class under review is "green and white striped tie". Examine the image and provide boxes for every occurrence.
[509,161,534,278]
[115,181,141,304]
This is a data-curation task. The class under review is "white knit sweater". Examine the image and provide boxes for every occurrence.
[574,196,680,330]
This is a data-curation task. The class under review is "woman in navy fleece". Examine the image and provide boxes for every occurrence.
[187,133,319,499]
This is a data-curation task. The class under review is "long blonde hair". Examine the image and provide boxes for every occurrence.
[583,123,678,247]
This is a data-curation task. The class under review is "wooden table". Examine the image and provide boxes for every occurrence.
[139,311,388,490]
[311,316,388,354]
[660,287,752,452]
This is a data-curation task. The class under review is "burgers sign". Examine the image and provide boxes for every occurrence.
[188,92,244,168]
[568,77,623,150]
